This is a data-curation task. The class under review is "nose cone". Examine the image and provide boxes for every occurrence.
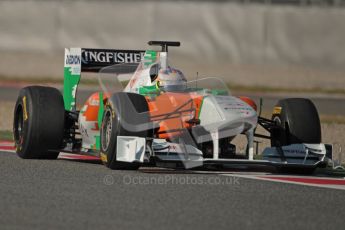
[199,95,257,135]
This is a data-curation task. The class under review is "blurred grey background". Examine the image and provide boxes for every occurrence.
[0,0,344,90]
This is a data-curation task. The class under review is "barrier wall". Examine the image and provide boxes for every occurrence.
[0,1,344,88]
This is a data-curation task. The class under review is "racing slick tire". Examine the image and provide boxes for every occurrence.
[270,98,321,174]
[100,92,150,170]
[13,86,65,159]
[271,98,321,146]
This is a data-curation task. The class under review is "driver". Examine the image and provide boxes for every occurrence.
[154,66,187,92]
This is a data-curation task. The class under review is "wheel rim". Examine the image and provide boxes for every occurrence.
[273,116,282,126]
[272,115,289,146]
[14,105,24,147]
[101,110,112,151]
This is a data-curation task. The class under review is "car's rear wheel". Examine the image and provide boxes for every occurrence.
[13,86,65,159]
[100,92,150,170]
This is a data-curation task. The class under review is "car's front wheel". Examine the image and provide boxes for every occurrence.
[100,92,151,170]
[271,98,321,146]
[270,98,322,174]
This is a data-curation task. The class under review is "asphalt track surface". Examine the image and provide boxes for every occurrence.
[1,150,345,230]
[1,84,345,229]
[1,85,345,116]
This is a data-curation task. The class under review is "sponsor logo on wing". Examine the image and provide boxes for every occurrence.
[283,149,306,155]
[65,55,81,65]
[82,50,145,64]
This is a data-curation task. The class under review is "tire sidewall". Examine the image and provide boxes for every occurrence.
[100,93,149,170]
[13,91,33,158]
[100,102,121,168]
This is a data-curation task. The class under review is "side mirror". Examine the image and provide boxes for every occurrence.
[149,64,160,82]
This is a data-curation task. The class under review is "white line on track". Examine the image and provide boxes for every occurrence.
[0,147,99,160]
[2,143,345,190]
[221,173,345,191]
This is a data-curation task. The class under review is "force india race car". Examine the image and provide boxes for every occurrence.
[13,41,332,173]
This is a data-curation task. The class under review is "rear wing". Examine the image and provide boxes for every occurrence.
[63,48,146,111]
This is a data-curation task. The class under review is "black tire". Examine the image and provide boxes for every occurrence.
[13,86,65,159]
[271,98,321,174]
[100,92,150,170]
[271,98,321,147]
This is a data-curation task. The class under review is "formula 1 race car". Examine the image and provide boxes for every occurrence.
[13,41,332,173]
